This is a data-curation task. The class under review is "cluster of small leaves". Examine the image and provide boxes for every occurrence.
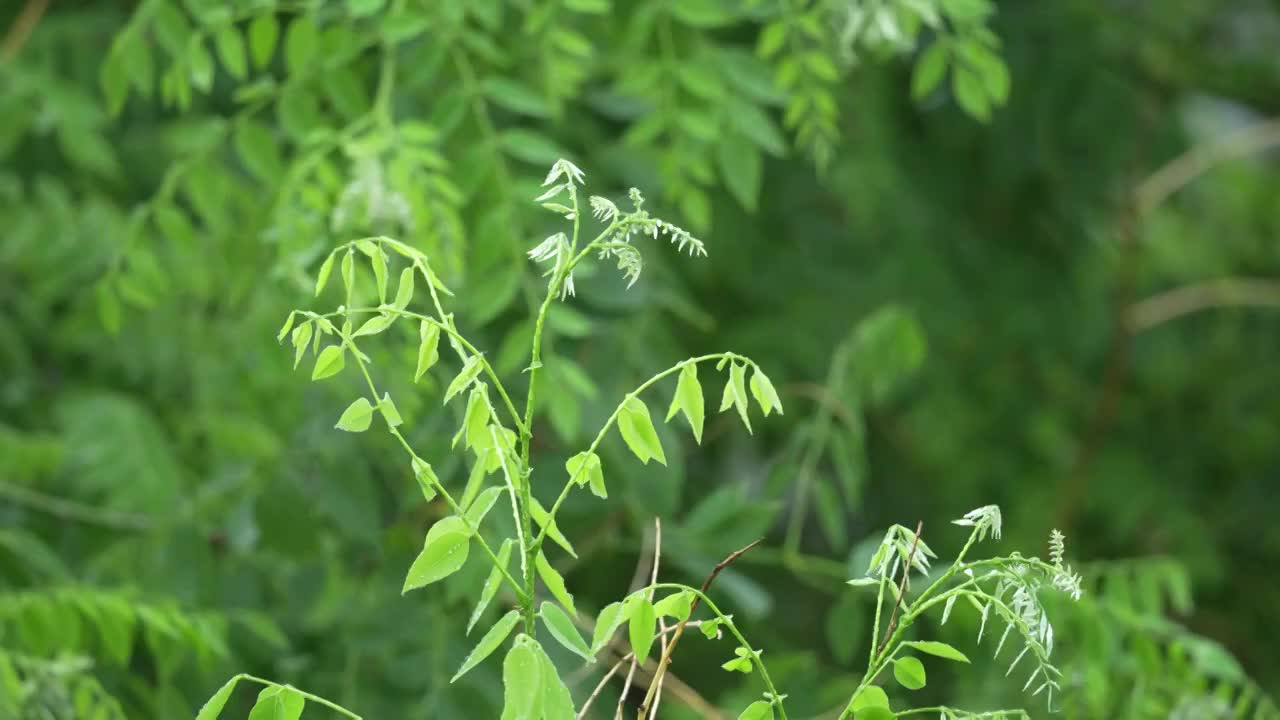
[843,506,1081,719]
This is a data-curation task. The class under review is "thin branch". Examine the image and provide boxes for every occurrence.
[0,480,153,531]
[876,521,923,657]
[648,519,668,720]
[637,538,764,718]
[1125,277,1280,332]
[1135,117,1280,217]
[1,0,50,62]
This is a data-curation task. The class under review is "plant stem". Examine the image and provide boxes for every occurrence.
[233,674,363,719]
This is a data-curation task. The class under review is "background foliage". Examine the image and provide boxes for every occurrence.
[2,0,1279,717]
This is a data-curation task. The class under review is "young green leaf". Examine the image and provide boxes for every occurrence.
[464,486,504,530]
[565,451,605,499]
[379,393,403,428]
[912,42,950,100]
[195,675,240,720]
[354,313,395,337]
[591,601,628,654]
[893,656,927,690]
[719,362,753,432]
[314,252,335,296]
[847,685,890,713]
[311,344,345,380]
[535,642,576,720]
[291,323,313,368]
[737,701,774,720]
[501,637,543,720]
[393,266,414,309]
[653,590,693,622]
[403,526,470,593]
[283,17,317,75]
[369,247,388,301]
[416,321,441,381]
[666,362,705,442]
[458,386,491,449]
[721,646,755,673]
[628,597,656,664]
[214,26,247,80]
[748,366,783,416]
[617,396,666,465]
[531,498,576,558]
[335,397,374,432]
[248,14,278,69]
[539,602,593,661]
[902,640,970,663]
[341,250,355,296]
[247,685,304,720]
[277,312,296,342]
[535,551,576,617]
[445,356,483,404]
[452,609,520,682]
[411,457,439,502]
[468,539,513,635]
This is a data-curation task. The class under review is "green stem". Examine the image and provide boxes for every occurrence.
[531,352,748,552]
[233,674,363,719]
[648,583,788,719]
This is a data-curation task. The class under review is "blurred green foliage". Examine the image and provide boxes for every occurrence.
[1,0,1278,717]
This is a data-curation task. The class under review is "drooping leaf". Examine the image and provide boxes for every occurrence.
[353,313,395,337]
[535,642,576,720]
[539,602,593,661]
[393,266,414,309]
[530,498,577,558]
[653,591,693,622]
[501,637,543,720]
[445,356,484,404]
[748,366,783,417]
[468,539,514,634]
[247,685,304,720]
[737,701,774,720]
[416,321,441,381]
[591,601,628,654]
[248,14,278,68]
[464,486,504,530]
[666,362,705,443]
[283,17,318,75]
[617,396,666,465]
[628,597,656,664]
[312,344,346,381]
[314,252,335,296]
[912,42,950,100]
[565,451,605,499]
[848,685,890,713]
[335,397,374,432]
[452,609,520,682]
[214,26,247,80]
[378,393,403,428]
[719,362,753,432]
[535,552,576,617]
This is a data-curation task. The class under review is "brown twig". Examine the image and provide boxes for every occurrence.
[636,537,765,718]
[1,0,50,62]
[876,521,922,657]
[1125,277,1280,331]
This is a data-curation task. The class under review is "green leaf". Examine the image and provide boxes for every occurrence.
[311,344,345,380]
[483,77,552,118]
[335,397,374,432]
[501,637,543,720]
[457,386,491,449]
[341,250,356,295]
[403,526,470,592]
[719,363,753,432]
[464,486,504,530]
[848,685,890,713]
[912,42,949,100]
[855,709,895,720]
[628,597,656,664]
[314,252,335,296]
[500,129,568,165]
[902,640,970,663]
[445,356,483,404]
[468,539,513,634]
[452,609,520,682]
[378,393,403,428]
[354,313,395,337]
[283,17,318,75]
[617,396,666,465]
[737,701,774,720]
[952,66,991,122]
[539,602,593,661]
[748,366,783,417]
[416,321,441,381]
[290,323,313,368]
[653,591,692,621]
[666,362,705,443]
[670,0,736,27]
[347,0,386,17]
[531,498,577,558]
[717,133,763,211]
[722,646,755,673]
[248,14,278,69]
[591,601,627,654]
[195,675,240,720]
[393,266,414,309]
[411,457,439,501]
[214,26,248,80]
[536,551,576,617]
[233,118,284,183]
[565,451,605,499]
[247,685,304,720]
[893,656,927,690]
[187,39,214,93]
[536,643,576,720]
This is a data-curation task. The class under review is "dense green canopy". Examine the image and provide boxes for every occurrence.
[2,0,1278,717]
